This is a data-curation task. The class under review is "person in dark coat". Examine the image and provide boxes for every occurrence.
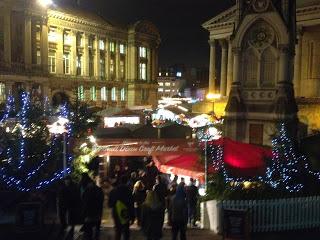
[79,173,91,197]
[153,175,168,229]
[141,190,163,240]
[58,176,80,231]
[108,175,135,240]
[132,180,147,226]
[186,178,199,227]
[82,179,104,240]
[169,186,188,240]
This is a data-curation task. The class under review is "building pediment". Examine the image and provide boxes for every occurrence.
[202,6,237,30]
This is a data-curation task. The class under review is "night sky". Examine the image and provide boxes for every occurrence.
[58,0,234,68]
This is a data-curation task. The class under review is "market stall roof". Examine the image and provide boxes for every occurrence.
[132,125,159,138]
[95,127,132,139]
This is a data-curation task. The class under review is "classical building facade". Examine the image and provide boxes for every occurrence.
[0,0,160,108]
[203,0,320,145]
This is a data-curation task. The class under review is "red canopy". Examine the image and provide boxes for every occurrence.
[154,138,272,182]
[153,154,215,183]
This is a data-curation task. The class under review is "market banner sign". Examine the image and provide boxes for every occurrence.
[96,139,198,156]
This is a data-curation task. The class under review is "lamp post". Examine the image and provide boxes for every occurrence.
[47,117,69,177]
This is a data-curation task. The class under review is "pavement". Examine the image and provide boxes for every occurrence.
[74,224,221,240]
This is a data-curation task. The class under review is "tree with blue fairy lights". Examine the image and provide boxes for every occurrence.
[0,92,72,192]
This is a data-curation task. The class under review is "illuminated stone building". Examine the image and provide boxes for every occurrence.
[0,0,160,108]
[203,0,320,145]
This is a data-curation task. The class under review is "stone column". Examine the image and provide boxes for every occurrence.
[24,13,32,69]
[115,42,120,80]
[31,18,38,64]
[128,42,137,82]
[5,82,13,95]
[55,28,63,74]
[95,36,100,79]
[293,32,302,97]
[83,33,89,76]
[3,6,11,65]
[220,40,228,97]
[232,48,241,83]
[71,30,77,75]
[41,17,48,72]
[152,48,158,82]
[147,48,152,83]
[208,40,216,93]
[105,38,109,80]
[226,39,233,96]
[278,45,289,83]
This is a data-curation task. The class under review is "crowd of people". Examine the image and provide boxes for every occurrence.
[57,160,199,240]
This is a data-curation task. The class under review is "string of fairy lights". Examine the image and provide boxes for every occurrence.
[0,93,72,192]
[199,123,320,193]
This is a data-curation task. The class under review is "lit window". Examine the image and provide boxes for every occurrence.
[109,41,115,53]
[139,63,147,80]
[159,82,163,86]
[120,60,125,79]
[88,36,94,49]
[63,31,72,46]
[111,87,117,101]
[63,53,70,74]
[77,85,85,101]
[172,83,175,87]
[166,72,168,76]
[99,40,105,50]
[100,57,106,78]
[158,88,163,92]
[77,56,82,75]
[165,82,171,86]
[165,89,170,92]
[48,51,56,73]
[89,54,94,77]
[36,50,41,65]
[139,46,147,58]
[90,86,97,101]
[120,88,126,101]
[120,44,125,54]
[158,72,162,76]
[110,58,115,77]
[101,87,107,101]
[0,83,6,102]
[176,72,182,77]
[48,27,57,42]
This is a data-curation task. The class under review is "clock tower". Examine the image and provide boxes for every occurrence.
[224,0,298,145]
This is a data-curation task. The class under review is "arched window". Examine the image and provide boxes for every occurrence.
[260,47,276,87]
[243,48,258,88]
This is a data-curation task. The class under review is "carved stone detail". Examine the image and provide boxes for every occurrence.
[248,23,274,49]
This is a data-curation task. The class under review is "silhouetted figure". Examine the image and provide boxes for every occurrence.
[108,176,135,240]
[153,175,168,230]
[141,191,163,240]
[186,178,199,227]
[170,186,188,240]
[82,180,104,240]
[58,176,80,232]
[132,180,146,226]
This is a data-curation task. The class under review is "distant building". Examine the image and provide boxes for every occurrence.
[157,65,208,99]
[0,0,160,108]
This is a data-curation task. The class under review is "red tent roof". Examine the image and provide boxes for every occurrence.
[154,138,272,182]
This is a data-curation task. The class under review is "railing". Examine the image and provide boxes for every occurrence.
[0,62,49,76]
[222,196,320,232]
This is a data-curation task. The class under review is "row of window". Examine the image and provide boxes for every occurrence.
[48,47,148,80]
[77,86,126,102]
[158,88,179,93]
[158,82,175,87]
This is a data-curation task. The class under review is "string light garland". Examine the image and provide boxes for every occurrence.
[0,94,73,192]
[201,123,320,193]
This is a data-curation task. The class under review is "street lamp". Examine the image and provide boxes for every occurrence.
[38,0,53,7]
[47,117,69,177]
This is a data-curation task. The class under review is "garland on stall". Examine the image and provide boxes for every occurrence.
[201,123,320,193]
